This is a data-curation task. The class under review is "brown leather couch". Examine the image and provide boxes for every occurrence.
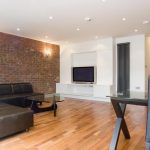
[0,83,43,138]
[0,103,33,138]
[0,83,44,107]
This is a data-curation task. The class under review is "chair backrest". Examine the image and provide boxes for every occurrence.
[146,76,150,142]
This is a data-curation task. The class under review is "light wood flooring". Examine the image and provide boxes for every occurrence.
[0,99,147,150]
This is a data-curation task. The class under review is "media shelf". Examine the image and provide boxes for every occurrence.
[56,83,94,97]
[56,83,112,101]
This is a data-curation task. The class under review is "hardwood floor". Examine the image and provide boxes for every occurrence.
[0,99,147,150]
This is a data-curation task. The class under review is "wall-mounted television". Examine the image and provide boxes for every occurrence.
[72,66,96,84]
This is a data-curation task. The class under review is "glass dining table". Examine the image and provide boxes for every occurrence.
[108,93,148,150]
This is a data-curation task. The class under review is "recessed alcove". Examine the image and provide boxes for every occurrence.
[57,40,113,101]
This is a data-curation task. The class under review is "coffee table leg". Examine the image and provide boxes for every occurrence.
[109,100,130,150]
[30,100,40,113]
[53,95,56,117]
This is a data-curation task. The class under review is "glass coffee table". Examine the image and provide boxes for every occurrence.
[27,93,64,116]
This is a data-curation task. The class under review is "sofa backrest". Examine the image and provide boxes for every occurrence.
[12,83,33,94]
[0,84,12,95]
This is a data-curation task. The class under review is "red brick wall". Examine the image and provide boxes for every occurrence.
[0,32,60,94]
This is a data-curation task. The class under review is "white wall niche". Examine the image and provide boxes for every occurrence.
[71,51,97,67]
[58,38,114,101]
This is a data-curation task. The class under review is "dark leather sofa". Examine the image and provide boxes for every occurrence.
[0,83,43,138]
[0,103,33,138]
[0,83,44,107]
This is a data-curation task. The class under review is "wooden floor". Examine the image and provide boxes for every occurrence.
[0,99,147,150]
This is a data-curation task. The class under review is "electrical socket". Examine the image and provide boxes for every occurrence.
[135,86,140,90]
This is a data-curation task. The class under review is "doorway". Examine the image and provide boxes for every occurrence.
[117,43,130,96]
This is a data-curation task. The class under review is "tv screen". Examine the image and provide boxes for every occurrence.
[72,66,95,83]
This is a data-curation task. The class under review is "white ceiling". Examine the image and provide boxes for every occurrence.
[0,0,150,43]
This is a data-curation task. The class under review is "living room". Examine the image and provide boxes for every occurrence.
[0,0,150,150]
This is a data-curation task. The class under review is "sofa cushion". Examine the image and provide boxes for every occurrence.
[22,83,33,93]
[12,83,33,94]
[0,103,32,116]
[0,103,33,138]
[0,84,12,95]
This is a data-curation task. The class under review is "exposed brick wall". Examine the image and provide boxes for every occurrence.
[0,32,60,94]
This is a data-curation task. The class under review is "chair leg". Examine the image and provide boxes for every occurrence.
[146,142,150,150]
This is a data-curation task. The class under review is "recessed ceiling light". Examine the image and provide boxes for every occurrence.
[84,17,92,22]
[49,16,53,20]
[65,41,69,44]
[45,35,48,39]
[122,18,126,21]
[134,29,138,32]
[143,20,149,24]
[101,0,106,2]
[76,27,80,31]
[16,28,20,31]
[95,36,99,39]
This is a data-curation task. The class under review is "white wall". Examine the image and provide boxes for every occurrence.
[97,39,113,85]
[72,51,97,67]
[60,44,72,83]
[60,38,113,85]
[59,34,146,99]
[145,36,150,92]
[115,34,145,95]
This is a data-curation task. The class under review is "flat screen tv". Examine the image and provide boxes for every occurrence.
[72,66,96,84]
